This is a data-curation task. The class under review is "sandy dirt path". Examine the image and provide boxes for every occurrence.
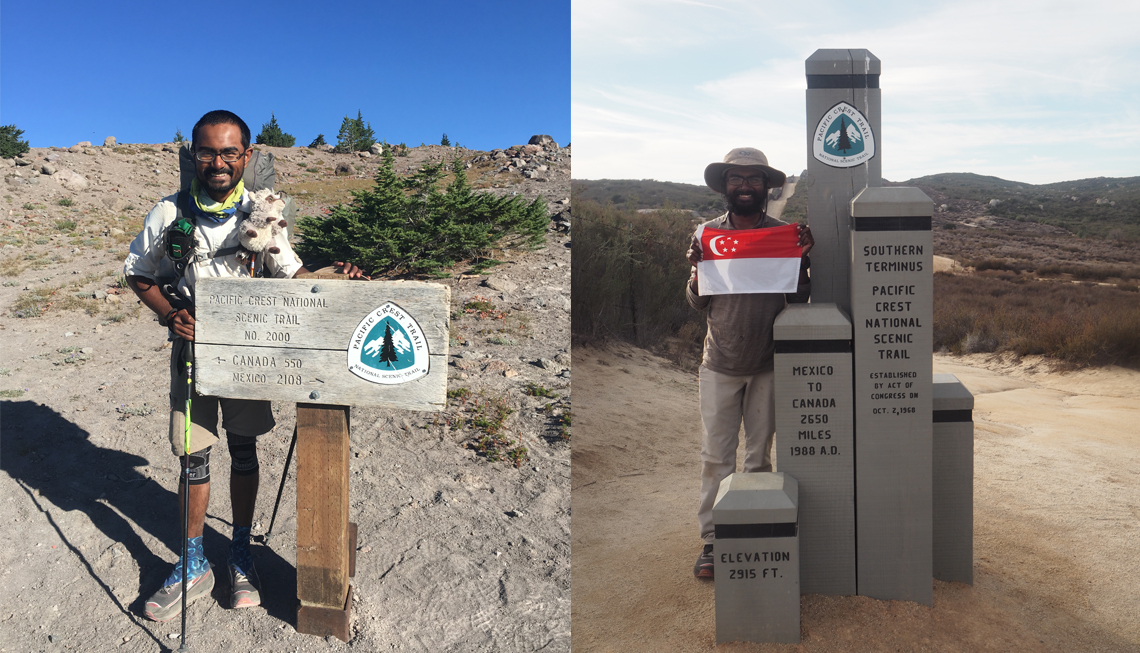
[571,343,1140,652]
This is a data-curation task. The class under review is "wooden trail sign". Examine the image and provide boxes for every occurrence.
[194,277,450,410]
[194,275,449,641]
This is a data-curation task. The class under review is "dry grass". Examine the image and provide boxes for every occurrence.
[934,272,1140,368]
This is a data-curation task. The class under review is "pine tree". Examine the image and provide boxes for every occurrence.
[0,124,30,159]
[440,133,451,147]
[378,322,399,368]
[256,113,296,148]
[173,128,185,144]
[335,111,376,152]
[836,116,851,153]
[308,134,326,148]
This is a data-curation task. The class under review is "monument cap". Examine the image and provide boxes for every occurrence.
[705,147,786,194]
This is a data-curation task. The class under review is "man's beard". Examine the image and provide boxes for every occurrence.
[724,188,767,216]
[199,163,240,195]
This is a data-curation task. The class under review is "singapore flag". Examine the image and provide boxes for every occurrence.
[695,223,803,295]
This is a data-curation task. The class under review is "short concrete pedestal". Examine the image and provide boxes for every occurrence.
[933,374,974,585]
[713,472,800,644]
[773,303,855,595]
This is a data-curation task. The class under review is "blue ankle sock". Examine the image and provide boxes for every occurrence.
[164,535,208,586]
[230,526,253,573]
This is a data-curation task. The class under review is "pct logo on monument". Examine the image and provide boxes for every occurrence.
[347,302,430,385]
[813,102,876,169]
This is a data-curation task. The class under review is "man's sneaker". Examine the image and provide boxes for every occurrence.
[694,543,714,579]
[229,561,261,609]
[144,566,215,622]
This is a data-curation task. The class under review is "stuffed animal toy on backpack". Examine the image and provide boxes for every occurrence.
[236,188,299,266]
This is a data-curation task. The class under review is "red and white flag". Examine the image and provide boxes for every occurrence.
[695,223,803,295]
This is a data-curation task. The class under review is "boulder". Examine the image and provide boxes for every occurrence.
[483,276,518,293]
[14,157,32,166]
[40,163,56,176]
[528,135,555,147]
[56,169,89,191]
[104,136,117,147]
[521,144,542,155]
[45,153,60,162]
[334,162,354,176]
[76,141,92,147]
[369,143,384,155]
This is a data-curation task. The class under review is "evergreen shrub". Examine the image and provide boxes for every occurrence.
[0,125,30,159]
[296,148,548,275]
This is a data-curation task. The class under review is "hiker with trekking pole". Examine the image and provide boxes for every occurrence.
[124,110,366,637]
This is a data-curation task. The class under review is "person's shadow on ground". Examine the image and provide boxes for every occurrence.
[0,400,298,647]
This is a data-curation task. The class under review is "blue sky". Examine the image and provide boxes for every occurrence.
[572,0,1140,185]
[1,0,569,152]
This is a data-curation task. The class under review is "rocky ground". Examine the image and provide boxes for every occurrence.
[0,137,571,652]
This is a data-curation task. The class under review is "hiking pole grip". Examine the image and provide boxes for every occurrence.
[179,341,193,652]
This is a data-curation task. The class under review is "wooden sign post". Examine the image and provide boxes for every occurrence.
[196,275,449,641]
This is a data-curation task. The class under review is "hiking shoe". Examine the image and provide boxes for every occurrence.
[144,566,215,622]
[229,561,261,609]
[694,543,714,579]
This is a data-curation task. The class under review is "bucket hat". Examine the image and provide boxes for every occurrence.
[704,147,786,194]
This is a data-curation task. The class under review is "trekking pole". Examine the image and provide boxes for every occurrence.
[255,423,298,548]
[179,337,193,652]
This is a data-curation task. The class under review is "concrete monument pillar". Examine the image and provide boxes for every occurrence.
[933,373,975,585]
[713,473,800,644]
[805,49,882,316]
[849,186,934,605]
[773,303,855,595]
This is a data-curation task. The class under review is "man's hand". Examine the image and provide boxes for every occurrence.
[798,224,815,256]
[171,309,195,341]
[333,261,370,280]
[687,235,702,266]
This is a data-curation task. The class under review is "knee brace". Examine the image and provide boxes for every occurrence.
[182,446,211,485]
[227,434,259,476]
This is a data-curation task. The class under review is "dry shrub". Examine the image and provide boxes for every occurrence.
[935,272,1140,368]
[571,198,705,365]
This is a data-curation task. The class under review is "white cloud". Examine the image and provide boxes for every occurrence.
[573,0,1140,185]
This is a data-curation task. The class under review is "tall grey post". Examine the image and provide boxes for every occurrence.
[713,473,800,645]
[773,303,855,595]
[933,374,975,585]
[805,49,882,317]
[849,186,933,605]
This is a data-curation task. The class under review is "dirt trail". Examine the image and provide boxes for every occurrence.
[571,343,1140,652]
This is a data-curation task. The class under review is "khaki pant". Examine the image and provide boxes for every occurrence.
[697,365,775,543]
[169,338,275,456]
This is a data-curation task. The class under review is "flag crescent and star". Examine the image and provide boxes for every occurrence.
[695,223,803,295]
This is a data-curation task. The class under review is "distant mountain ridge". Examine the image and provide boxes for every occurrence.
[573,173,1140,239]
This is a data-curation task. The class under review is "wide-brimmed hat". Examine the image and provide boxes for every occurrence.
[704,147,786,194]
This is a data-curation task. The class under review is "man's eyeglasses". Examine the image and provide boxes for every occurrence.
[725,174,767,188]
[193,148,247,163]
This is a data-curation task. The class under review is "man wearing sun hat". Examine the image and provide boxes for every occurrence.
[685,147,814,578]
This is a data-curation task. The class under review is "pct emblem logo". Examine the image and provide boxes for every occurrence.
[347,302,430,385]
[813,101,876,168]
